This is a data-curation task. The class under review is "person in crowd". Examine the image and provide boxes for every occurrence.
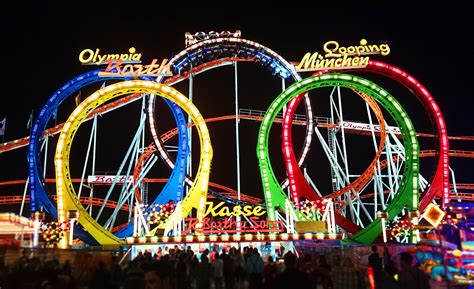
[88,260,111,289]
[221,248,234,289]
[317,254,332,289]
[369,245,386,289]
[213,253,224,289]
[263,255,278,289]
[383,246,398,278]
[232,248,246,289]
[144,263,174,289]
[189,254,200,289]
[245,247,264,289]
[368,245,383,271]
[397,251,430,289]
[109,255,122,289]
[197,254,212,289]
[123,258,145,289]
[175,253,188,289]
[274,251,313,289]
[332,257,364,289]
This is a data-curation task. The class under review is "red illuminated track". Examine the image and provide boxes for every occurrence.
[284,60,453,217]
[0,195,130,211]
[1,149,471,208]
[339,150,474,210]
[365,61,450,208]
[0,93,144,153]
[455,183,474,190]
[1,111,471,207]
[1,105,471,155]
[133,113,337,206]
[344,190,474,202]
[0,178,262,204]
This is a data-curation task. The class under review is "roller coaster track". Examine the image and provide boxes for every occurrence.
[0,178,262,204]
[1,101,472,154]
[1,151,472,207]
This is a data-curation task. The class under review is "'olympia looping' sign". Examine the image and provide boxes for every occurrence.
[78,47,172,77]
[79,47,143,65]
[296,39,390,71]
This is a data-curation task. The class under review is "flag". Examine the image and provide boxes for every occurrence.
[0,117,6,136]
[26,110,33,130]
[75,91,82,107]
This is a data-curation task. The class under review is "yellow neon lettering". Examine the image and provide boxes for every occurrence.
[296,52,318,70]
[97,54,107,64]
[220,206,232,217]
[380,44,390,56]
[315,56,326,69]
[359,57,369,66]
[323,40,341,57]
[347,46,356,55]
[92,49,99,63]
[204,201,225,217]
[107,54,120,61]
[78,48,149,66]
[369,44,380,53]
[203,202,267,217]
[338,46,347,56]
[352,57,359,66]
[253,206,266,216]
[79,49,94,63]
[342,54,352,66]
[356,46,365,56]
[325,58,335,67]
[132,53,142,61]
[233,206,243,216]
[243,205,253,215]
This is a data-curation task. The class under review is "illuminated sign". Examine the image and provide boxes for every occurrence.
[97,59,172,77]
[185,217,284,234]
[423,203,446,228]
[203,201,266,218]
[87,175,133,184]
[79,47,142,65]
[180,202,276,234]
[341,121,401,134]
[295,39,390,71]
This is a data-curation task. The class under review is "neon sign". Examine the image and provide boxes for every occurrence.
[203,201,266,217]
[179,202,277,234]
[97,59,172,77]
[185,217,284,234]
[87,175,133,184]
[295,39,390,71]
[79,47,142,65]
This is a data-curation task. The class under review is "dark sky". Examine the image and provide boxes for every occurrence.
[0,3,473,210]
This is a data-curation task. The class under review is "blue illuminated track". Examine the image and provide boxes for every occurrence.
[28,70,189,241]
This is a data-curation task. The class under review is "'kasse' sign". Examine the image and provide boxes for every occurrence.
[184,202,285,234]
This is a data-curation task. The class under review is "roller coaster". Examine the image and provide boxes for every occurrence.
[0,31,472,248]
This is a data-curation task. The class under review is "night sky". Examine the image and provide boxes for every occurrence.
[0,3,473,216]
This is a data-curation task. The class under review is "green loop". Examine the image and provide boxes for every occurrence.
[257,73,420,244]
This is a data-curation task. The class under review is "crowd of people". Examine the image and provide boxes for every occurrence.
[0,245,434,289]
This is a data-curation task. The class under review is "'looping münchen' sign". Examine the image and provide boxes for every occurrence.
[295,39,390,71]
